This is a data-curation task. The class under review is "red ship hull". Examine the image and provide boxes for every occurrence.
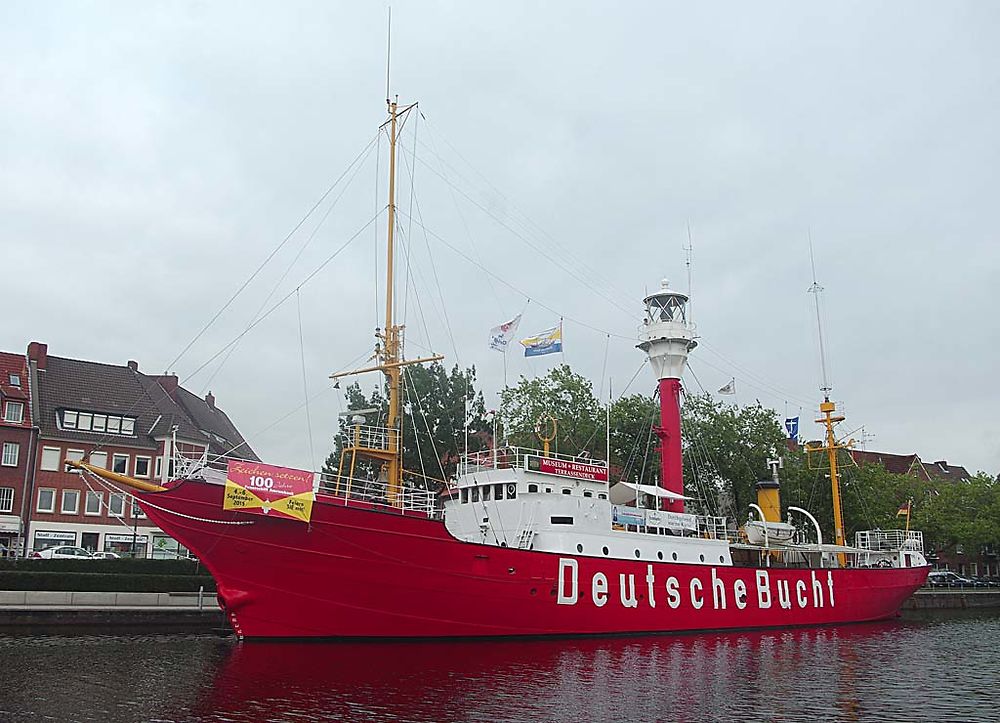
[139,481,929,639]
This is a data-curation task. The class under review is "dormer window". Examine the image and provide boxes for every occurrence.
[8,374,20,387]
[60,409,136,436]
[4,401,24,423]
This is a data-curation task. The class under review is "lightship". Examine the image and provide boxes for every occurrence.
[69,97,929,639]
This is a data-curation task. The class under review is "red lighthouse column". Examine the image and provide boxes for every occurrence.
[657,377,684,512]
[637,280,696,513]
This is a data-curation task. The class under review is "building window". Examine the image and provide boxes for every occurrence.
[154,456,163,479]
[131,496,146,519]
[59,409,137,437]
[112,454,129,474]
[134,456,151,478]
[61,489,80,514]
[37,488,55,513]
[66,449,84,473]
[0,487,13,513]
[151,534,190,560]
[4,401,24,423]
[90,451,108,469]
[108,493,125,517]
[1,442,18,467]
[40,447,61,471]
[8,374,20,386]
[85,491,103,516]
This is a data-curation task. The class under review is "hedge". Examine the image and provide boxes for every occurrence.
[0,570,216,593]
[0,558,212,576]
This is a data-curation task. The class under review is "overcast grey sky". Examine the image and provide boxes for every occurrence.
[2,2,997,477]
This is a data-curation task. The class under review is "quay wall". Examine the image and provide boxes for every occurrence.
[903,589,1000,610]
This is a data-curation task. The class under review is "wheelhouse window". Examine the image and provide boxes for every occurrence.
[528,483,538,493]
[550,516,574,525]
[471,486,480,503]
[493,483,504,500]
[598,493,608,500]
[461,488,469,504]
[482,484,492,501]
[3,401,24,423]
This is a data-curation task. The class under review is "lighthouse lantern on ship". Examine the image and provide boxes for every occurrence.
[637,280,697,513]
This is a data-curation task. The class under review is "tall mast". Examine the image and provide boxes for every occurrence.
[807,243,847,559]
[383,98,402,504]
[330,97,442,508]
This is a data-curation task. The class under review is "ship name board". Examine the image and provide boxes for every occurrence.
[526,455,609,482]
[555,558,836,612]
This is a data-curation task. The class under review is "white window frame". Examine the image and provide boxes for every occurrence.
[0,486,13,513]
[108,493,125,517]
[90,451,108,469]
[8,374,20,386]
[37,488,56,513]
[131,496,146,519]
[111,454,129,474]
[40,446,62,471]
[84,490,103,516]
[134,456,152,479]
[154,456,163,480]
[66,448,84,474]
[1,442,18,467]
[61,489,80,514]
[4,401,24,423]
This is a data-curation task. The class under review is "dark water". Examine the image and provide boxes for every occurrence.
[0,612,996,722]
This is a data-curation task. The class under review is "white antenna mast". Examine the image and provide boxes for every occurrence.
[807,232,832,400]
[685,222,694,322]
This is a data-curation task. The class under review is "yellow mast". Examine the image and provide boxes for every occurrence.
[816,398,847,550]
[331,97,442,508]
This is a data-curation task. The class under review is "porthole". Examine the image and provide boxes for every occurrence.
[576,543,583,553]
[530,587,537,596]
[634,549,641,558]
[602,546,609,556]
[720,555,725,563]
[672,552,678,561]
[657,551,664,560]
[699,554,705,562]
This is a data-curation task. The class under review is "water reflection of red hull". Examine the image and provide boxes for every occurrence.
[139,481,928,639]
[194,622,915,722]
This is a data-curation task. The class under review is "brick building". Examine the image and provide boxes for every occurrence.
[0,352,34,555]
[13,342,257,558]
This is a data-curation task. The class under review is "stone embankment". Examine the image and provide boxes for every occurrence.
[903,589,1000,610]
[0,590,224,631]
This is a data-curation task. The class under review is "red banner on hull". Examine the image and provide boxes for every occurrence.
[223,460,318,523]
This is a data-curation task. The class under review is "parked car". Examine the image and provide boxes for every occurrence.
[91,551,120,559]
[927,570,975,588]
[31,546,95,559]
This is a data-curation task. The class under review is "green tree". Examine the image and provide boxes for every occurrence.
[914,472,1000,554]
[322,362,487,487]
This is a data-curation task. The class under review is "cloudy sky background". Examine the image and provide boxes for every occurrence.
[2,2,997,476]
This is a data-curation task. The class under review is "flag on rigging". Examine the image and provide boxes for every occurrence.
[488,314,522,352]
[520,325,563,357]
[717,378,736,395]
[784,416,800,442]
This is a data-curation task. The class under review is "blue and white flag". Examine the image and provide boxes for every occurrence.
[784,416,799,441]
[520,326,563,357]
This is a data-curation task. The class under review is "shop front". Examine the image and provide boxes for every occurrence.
[33,530,77,551]
[103,532,149,558]
[0,515,21,556]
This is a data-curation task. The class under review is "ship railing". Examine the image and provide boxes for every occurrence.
[697,515,732,541]
[855,529,924,553]
[344,424,399,453]
[318,472,438,516]
[459,446,609,477]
